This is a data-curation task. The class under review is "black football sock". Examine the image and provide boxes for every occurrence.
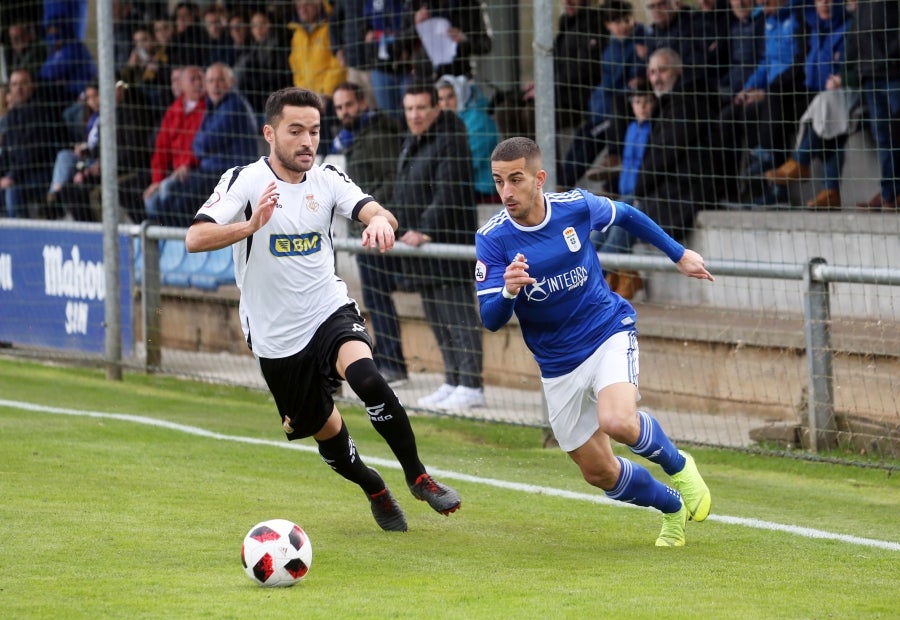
[316,421,384,495]
[344,358,426,485]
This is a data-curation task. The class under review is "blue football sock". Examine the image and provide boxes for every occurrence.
[605,457,682,513]
[629,410,686,476]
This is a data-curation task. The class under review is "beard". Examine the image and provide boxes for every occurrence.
[272,140,315,174]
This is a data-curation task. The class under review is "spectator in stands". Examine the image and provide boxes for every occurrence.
[163,63,259,227]
[401,0,492,84]
[288,0,348,155]
[716,0,766,106]
[557,0,646,188]
[846,0,899,211]
[717,0,804,204]
[642,0,721,88]
[168,1,206,68]
[233,9,292,119]
[201,5,235,67]
[113,1,144,68]
[598,79,658,300]
[329,0,410,117]
[49,81,155,222]
[45,81,100,219]
[764,0,850,209]
[120,26,171,115]
[38,14,98,108]
[0,69,64,218]
[529,0,604,132]
[331,81,409,385]
[228,10,252,56]
[143,65,206,225]
[435,74,500,201]
[2,21,47,83]
[632,48,721,239]
[392,82,485,411]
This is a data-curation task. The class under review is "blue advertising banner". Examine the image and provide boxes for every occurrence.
[0,227,132,355]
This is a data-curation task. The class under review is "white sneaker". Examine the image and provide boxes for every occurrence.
[437,386,486,410]
[417,383,456,407]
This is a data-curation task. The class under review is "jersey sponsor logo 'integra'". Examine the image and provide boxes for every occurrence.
[269,233,322,257]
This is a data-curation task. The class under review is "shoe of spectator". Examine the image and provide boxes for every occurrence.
[764,159,811,185]
[437,386,486,410]
[417,383,456,407]
[856,192,898,211]
[380,368,408,387]
[614,271,643,300]
[806,189,841,209]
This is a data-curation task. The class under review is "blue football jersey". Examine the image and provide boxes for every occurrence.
[475,189,638,378]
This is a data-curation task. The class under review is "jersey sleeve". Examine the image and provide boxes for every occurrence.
[194,166,254,225]
[583,190,617,234]
[474,230,516,331]
[322,162,372,221]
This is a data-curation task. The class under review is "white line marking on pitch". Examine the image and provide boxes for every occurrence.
[3,398,898,553]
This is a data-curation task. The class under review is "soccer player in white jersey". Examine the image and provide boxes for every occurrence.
[184,87,460,532]
[475,137,713,546]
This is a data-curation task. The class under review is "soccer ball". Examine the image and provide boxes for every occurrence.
[241,519,313,587]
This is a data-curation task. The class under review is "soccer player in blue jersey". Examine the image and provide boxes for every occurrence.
[476,137,714,546]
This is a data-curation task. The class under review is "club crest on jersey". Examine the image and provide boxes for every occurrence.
[474,260,487,282]
[306,194,319,212]
[563,226,581,252]
[201,191,221,208]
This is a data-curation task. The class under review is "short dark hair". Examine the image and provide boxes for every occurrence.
[265,87,323,126]
[491,137,543,166]
[403,81,438,106]
[333,81,365,102]
[604,0,633,23]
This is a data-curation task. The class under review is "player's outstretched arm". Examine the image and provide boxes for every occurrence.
[358,201,398,253]
[185,181,278,252]
[676,248,715,282]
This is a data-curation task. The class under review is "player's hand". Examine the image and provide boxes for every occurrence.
[363,215,396,252]
[504,253,536,295]
[249,181,278,232]
[676,249,714,282]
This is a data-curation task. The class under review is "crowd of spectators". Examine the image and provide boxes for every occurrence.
[0,0,897,226]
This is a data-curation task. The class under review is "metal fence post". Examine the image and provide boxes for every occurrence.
[140,222,162,371]
[803,257,836,452]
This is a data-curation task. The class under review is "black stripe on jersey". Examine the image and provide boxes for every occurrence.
[350,196,376,222]
[226,165,248,191]
[323,163,351,183]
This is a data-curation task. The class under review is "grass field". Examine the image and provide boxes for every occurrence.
[1,357,898,619]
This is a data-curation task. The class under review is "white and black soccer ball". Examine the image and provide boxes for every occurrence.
[241,519,312,587]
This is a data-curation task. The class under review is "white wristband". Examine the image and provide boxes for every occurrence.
[501,286,517,300]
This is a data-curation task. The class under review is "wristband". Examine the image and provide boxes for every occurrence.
[501,286,517,300]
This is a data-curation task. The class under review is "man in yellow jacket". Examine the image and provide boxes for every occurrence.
[288,0,347,97]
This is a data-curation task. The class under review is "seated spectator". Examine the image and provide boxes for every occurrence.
[119,26,171,116]
[201,5,235,67]
[642,0,723,89]
[597,79,657,300]
[158,63,259,227]
[631,48,720,239]
[168,1,206,68]
[716,0,766,106]
[435,74,501,201]
[717,0,805,203]
[46,82,100,219]
[2,21,47,82]
[0,69,65,218]
[233,9,292,118]
[143,65,206,225]
[113,0,144,69]
[227,10,252,64]
[557,0,645,188]
[38,15,98,108]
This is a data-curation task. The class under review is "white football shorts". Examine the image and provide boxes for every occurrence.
[541,330,639,452]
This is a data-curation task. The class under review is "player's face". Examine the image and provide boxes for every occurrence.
[492,157,547,227]
[266,105,320,178]
[333,89,366,128]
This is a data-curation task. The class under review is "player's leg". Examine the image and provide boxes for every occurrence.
[595,332,711,522]
[336,338,461,515]
[313,407,407,532]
